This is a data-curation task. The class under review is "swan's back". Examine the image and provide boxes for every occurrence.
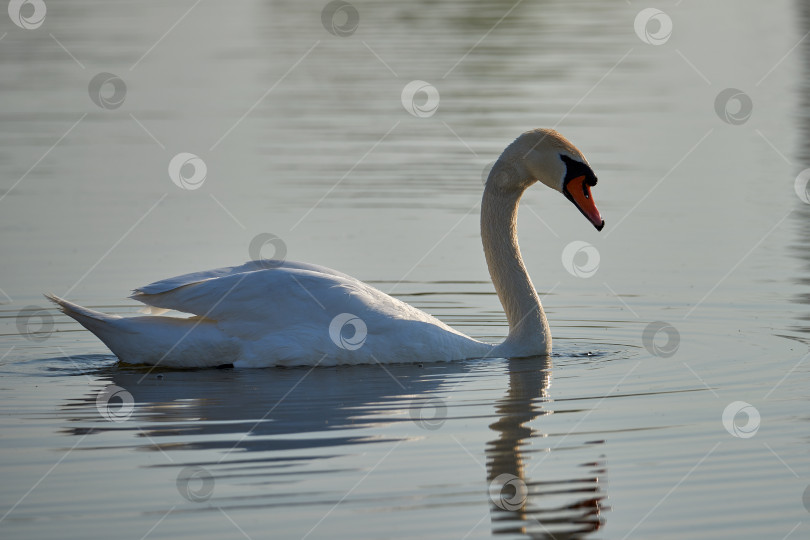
[124,261,490,367]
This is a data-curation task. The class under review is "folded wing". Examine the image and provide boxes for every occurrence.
[129,260,447,342]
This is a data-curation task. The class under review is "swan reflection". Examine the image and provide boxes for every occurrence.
[487,357,607,538]
[52,360,483,525]
[60,363,454,455]
[57,355,607,536]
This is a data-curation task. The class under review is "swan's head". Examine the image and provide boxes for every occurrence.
[490,128,604,231]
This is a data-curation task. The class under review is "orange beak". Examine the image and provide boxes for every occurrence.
[563,175,604,231]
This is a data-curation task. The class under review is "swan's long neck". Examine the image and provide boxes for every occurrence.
[481,174,551,356]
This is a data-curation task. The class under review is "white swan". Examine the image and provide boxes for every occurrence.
[47,129,603,368]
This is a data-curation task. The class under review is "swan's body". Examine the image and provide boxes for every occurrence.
[48,129,603,368]
[47,261,493,367]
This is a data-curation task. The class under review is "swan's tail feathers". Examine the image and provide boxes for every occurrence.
[44,293,123,338]
[44,294,233,367]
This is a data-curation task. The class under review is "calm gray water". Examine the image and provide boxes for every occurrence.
[2,0,810,538]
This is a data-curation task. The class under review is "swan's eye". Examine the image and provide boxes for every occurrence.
[559,155,595,187]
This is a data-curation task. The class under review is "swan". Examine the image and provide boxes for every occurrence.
[46,129,603,368]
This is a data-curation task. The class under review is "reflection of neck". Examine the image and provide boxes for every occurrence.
[481,177,550,355]
[487,358,607,538]
[487,357,551,538]
[487,358,551,481]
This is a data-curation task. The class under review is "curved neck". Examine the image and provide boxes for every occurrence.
[481,179,550,356]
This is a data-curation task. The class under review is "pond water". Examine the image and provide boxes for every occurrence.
[2,0,810,538]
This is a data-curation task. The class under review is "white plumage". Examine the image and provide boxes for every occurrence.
[47,129,604,368]
[49,260,491,367]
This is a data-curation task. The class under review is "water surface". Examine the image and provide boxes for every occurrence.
[2,1,809,538]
